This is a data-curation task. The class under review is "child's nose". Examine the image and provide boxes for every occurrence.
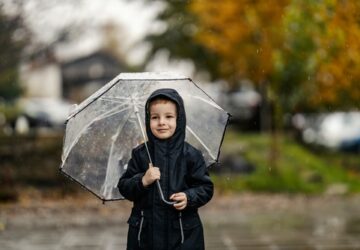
[159,117,165,124]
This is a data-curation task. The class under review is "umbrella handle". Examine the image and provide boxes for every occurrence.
[156,180,176,205]
[148,163,176,205]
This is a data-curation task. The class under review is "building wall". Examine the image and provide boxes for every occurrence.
[20,63,62,99]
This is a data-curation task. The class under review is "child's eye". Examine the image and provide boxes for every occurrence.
[151,116,158,120]
[166,115,174,119]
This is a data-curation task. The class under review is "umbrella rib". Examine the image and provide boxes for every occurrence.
[99,98,131,105]
[133,102,152,165]
[101,96,132,100]
[100,97,147,107]
[101,95,148,102]
[101,110,133,199]
[186,125,217,160]
[185,95,223,110]
[62,104,132,164]
[95,98,132,114]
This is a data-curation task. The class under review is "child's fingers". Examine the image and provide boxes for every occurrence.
[171,193,187,210]
[152,167,160,179]
[174,201,186,210]
[143,166,161,186]
[170,193,179,200]
[172,196,184,201]
[173,200,185,206]
[170,192,186,201]
[147,167,160,176]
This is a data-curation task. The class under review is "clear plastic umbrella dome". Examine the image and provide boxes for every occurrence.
[60,72,230,201]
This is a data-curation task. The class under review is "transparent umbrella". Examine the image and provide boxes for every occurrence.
[60,72,230,202]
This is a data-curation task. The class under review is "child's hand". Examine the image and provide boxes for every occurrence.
[170,192,187,210]
[142,163,160,187]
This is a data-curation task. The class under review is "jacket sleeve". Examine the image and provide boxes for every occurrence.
[117,149,149,202]
[183,151,214,209]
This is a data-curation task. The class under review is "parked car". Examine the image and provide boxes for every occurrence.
[16,98,73,129]
[221,83,261,130]
[292,112,360,152]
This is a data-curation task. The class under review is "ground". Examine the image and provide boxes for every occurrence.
[2,191,360,249]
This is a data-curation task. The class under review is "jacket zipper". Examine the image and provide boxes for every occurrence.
[179,212,184,244]
[138,210,144,246]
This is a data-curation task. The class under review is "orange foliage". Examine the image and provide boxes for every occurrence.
[313,0,360,108]
[190,0,289,85]
[190,0,359,109]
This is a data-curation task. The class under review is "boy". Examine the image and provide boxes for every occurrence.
[118,88,213,250]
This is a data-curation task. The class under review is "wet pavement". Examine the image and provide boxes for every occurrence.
[2,218,360,250]
[1,194,360,250]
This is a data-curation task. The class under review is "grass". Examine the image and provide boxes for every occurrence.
[213,128,360,194]
[1,130,360,202]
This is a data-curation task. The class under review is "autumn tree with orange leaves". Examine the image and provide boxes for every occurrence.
[147,0,360,113]
[191,0,360,111]
[190,0,288,88]
[145,0,360,170]
[310,0,360,110]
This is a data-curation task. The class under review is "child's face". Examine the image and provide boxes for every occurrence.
[149,100,177,140]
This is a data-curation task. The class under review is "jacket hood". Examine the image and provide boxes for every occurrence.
[145,88,186,150]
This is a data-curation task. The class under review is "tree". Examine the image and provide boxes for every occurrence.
[0,4,28,101]
[273,0,360,112]
[310,0,360,110]
[145,0,360,171]
[190,0,288,88]
[147,0,360,112]
[145,1,221,79]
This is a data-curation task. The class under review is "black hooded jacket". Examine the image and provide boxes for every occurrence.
[118,88,214,250]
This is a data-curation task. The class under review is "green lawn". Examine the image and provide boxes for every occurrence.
[1,131,360,202]
[213,129,360,194]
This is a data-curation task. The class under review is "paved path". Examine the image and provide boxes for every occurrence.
[2,194,360,249]
[2,221,360,250]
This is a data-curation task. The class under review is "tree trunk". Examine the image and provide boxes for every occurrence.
[268,94,283,175]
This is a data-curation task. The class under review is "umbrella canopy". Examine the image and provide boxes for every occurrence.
[60,72,230,201]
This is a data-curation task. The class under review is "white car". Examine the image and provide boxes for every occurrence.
[17,98,73,128]
[293,112,360,151]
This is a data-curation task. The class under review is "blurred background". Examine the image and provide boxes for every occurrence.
[1,0,360,249]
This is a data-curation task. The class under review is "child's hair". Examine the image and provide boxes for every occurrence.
[148,96,178,115]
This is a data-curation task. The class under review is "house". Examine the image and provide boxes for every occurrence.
[21,49,126,103]
[20,48,62,99]
[61,51,125,103]
[16,49,126,131]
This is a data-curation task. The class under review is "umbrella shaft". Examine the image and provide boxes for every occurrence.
[133,104,175,205]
